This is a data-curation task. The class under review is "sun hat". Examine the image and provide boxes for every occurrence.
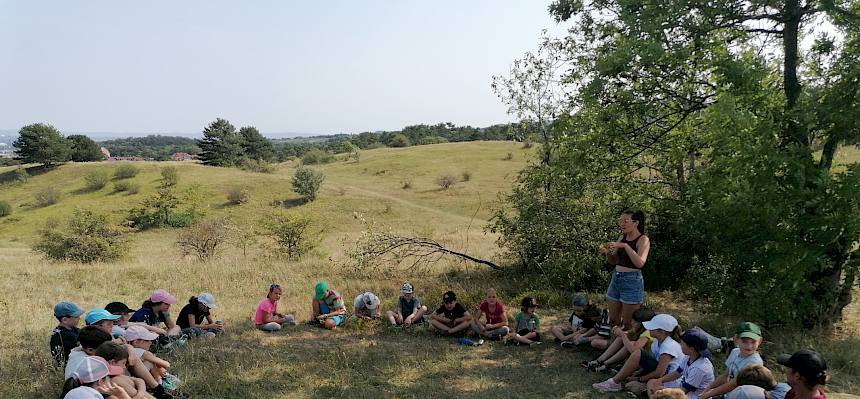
[71,356,123,383]
[642,314,679,332]
[571,294,588,307]
[197,292,217,309]
[521,297,539,308]
[726,385,768,399]
[54,301,84,318]
[124,325,159,341]
[150,289,177,304]
[735,322,763,340]
[777,349,828,384]
[105,302,135,315]
[85,308,121,325]
[681,328,712,358]
[362,293,380,310]
[400,282,414,294]
[314,281,330,300]
[442,291,457,303]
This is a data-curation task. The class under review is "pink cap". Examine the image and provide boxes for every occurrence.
[150,289,177,304]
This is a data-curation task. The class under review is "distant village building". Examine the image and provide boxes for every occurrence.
[170,152,194,161]
[108,156,145,162]
[100,147,111,158]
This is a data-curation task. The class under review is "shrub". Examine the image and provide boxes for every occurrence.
[160,166,178,187]
[261,212,316,259]
[419,136,449,145]
[521,140,533,149]
[292,166,325,202]
[83,170,110,191]
[388,133,411,147]
[461,170,472,182]
[34,187,61,207]
[114,164,140,179]
[0,201,11,217]
[504,152,514,160]
[13,168,28,184]
[34,208,128,263]
[401,179,413,189]
[301,148,335,165]
[365,143,387,150]
[127,186,202,229]
[226,187,250,205]
[239,158,274,173]
[436,174,457,189]
[113,180,140,194]
[176,218,231,261]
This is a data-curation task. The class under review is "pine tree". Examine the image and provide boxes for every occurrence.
[13,123,72,166]
[239,126,275,162]
[197,118,244,166]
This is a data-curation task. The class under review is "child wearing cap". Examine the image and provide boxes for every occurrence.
[51,301,84,366]
[84,308,122,336]
[510,297,541,345]
[551,294,601,346]
[105,302,136,338]
[94,341,154,399]
[353,292,382,319]
[177,293,224,338]
[701,322,765,399]
[594,313,685,393]
[311,281,347,330]
[584,308,656,373]
[385,282,428,326]
[430,291,472,336]
[470,288,510,341]
[777,350,829,399]
[130,289,181,337]
[646,328,715,399]
[727,364,791,399]
[60,355,130,399]
[126,326,175,391]
[255,284,296,332]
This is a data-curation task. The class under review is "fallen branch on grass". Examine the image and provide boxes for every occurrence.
[357,233,502,271]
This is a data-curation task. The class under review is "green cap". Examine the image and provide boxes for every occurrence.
[735,322,763,340]
[314,281,329,300]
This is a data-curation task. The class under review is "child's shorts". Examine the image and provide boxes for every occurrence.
[517,329,541,341]
[606,270,644,304]
[638,348,659,374]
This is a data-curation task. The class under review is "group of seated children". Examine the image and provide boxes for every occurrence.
[52,289,222,399]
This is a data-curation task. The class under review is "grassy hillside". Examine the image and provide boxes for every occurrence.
[1,142,859,398]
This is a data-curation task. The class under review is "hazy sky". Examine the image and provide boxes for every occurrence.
[0,1,563,135]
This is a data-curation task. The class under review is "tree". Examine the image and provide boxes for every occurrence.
[493,0,860,325]
[67,135,104,162]
[292,166,324,202]
[239,126,275,162]
[13,123,71,165]
[197,118,245,166]
[387,133,411,147]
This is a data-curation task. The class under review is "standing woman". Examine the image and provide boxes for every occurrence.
[599,209,650,329]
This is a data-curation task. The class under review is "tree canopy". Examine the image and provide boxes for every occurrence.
[13,123,72,166]
[68,134,105,162]
[197,118,245,167]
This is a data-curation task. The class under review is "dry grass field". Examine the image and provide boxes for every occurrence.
[0,142,858,398]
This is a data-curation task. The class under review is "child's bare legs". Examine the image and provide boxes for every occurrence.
[604,346,632,366]
[591,337,609,350]
[448,320,471,334]
[514,331,538,344]
[385,311,402,325]
[551,326,575,341]
[597,337,624,362]
[406,306,427,324]
[429,319,450,332]
[166,325,181,337]
[611,348,642,382]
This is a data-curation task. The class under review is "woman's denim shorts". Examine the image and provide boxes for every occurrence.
[606,270,644,304]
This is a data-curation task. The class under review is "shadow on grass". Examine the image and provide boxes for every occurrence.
[271,198,307,209]
[0,164,59,185]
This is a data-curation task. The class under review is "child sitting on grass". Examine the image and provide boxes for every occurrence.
[51,301,84,366]
[469,288,510,341]
[85,308,121,337]
[385,282,428,326]
[430,291,472,336]
[700,322,764,399]
[126,326,173,385]
[255,284,296,332]
[176,293,224,338]
[130,290,181,338]
[551,294,601,346]
[353,292,381,319]
[584,308,656,372]
[61,355,130,399]
[94,341,155,399]
[646,327,715,399]
[311,281,347,330]
[727,365,791,399]
[105,302,136,338]
[776,349,829,399]
[510,297,541,346]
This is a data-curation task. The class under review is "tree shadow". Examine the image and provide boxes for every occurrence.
[0,164,58,185]
[271,198,307,209]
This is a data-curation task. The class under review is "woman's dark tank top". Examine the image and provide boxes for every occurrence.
[615,234,643,269]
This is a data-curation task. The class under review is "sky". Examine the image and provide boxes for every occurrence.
[0,1,564,136]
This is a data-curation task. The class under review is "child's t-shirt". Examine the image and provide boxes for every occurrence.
[177,302,210,329]
[595,309,612,338]
[398,296,421,316]
[50,325,79,365]
[63,386,104,399]
[479,301,506,325]
[666,356,715,399]
[651,336,686,381]
[255,298,278,326]
[130,305,167,326]
[435,303,467,321]
[353,293,377,316]
[514,312,540,332]
[319,290,346,313]
[638,330,654,347]
[64,347,88,379]
[725,348,764,379]
[568,314,584,330]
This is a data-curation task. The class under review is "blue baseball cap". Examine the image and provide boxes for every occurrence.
[85,308,121,325]
[54,301,84,318]
[681,327,712,358]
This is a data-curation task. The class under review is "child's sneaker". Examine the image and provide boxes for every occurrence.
[592,378,624,392]
[529,341,542,347]
[160,373,181,390]
[560,341,576,348]
[593,363,608,373]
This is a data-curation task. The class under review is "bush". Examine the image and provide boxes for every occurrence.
[160,166,178,187]
[504,152,514,160]
[301,148,335,165]
[13,168,28,184]
[83,170,110,191]
[113,164,140,180]
[401,179,413,189]
[388,133,411,147]
[292,166,325,202]
[239,158,274,173]
[0,201,11,217]
[226,187,250,205]
[113,180,140,194]
[34,208,128,263]
[461,170,472,182]
[176,218,231,261]
[261,212,316,259]
[127,186,202,229]
[34,187,61,207]
[436,174,457,189]
[419,136,449,145]
[521,140,533,149]
[365,142,387,150]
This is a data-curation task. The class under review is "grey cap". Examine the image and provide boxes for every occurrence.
[726,385,767,399]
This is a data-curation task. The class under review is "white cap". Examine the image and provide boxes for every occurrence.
[726,385,768,399]
[71,356,123,383]
[400,282,413,294]
[197,292,217,309]
[362,292,380,310]
[642,314,679,332]
[124,325,159,341]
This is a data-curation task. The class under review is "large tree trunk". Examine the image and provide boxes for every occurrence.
[782,0,808,148]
